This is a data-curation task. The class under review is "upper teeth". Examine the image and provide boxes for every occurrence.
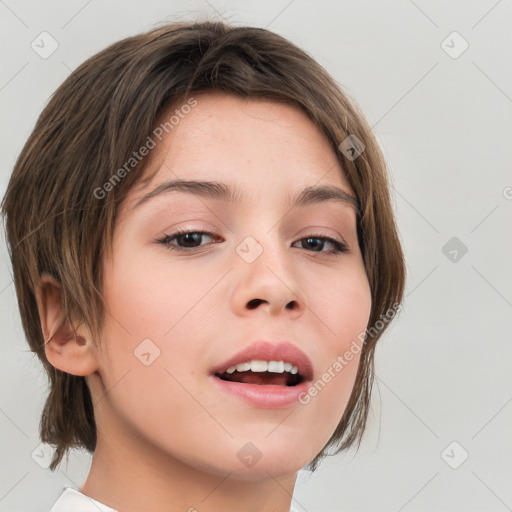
[226,360,299,375]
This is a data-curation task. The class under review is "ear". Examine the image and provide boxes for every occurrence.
[35,272,99,376]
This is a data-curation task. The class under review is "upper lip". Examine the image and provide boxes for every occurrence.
[211,340,314,381]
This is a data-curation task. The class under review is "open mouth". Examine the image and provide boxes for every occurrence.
[214,370,304,387]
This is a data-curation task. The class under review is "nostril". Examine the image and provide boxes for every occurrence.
[247,298,264,309]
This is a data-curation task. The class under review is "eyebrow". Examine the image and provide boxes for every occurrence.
[133,179,360,215]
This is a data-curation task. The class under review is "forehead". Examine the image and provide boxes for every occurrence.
[124,92,355,214]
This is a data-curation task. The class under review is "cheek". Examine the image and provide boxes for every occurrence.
[98,250,220,395]
[94,268,211,452]
[103,249,210,337]
[310,264,372,345]
[300,267,371,421]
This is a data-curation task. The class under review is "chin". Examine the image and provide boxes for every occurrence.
[184,446,311,481]
[224,459,306,481]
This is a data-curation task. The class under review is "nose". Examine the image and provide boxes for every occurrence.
[230,238,307,319]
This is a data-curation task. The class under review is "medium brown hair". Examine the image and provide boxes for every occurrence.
[1,19,406,472]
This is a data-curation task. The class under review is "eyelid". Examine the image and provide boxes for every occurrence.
[294,225,347,242]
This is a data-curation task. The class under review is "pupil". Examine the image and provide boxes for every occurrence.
[306,237,321,251]
[181,233,200,247]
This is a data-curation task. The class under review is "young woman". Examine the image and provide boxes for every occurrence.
[1,19,405,512]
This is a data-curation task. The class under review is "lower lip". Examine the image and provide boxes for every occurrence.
[210,375,312,409]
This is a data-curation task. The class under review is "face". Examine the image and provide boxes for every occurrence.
[90,92,372,480]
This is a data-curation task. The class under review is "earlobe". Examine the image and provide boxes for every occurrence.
[35,272,98,376]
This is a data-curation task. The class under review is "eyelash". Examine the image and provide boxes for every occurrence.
[156,229,350,256]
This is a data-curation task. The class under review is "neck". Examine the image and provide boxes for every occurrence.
[80,419,298,512]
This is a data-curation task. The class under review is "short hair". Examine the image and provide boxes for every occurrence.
[1,19,406,472]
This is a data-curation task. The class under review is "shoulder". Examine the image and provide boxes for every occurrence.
[49,487,118,512]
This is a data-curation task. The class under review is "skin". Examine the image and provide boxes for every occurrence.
[37,92,372,512]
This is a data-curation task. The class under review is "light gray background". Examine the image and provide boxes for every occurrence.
[1,1,511,511]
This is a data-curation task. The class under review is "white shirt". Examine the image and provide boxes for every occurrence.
[49,486,300,511]
[49,487,117,511]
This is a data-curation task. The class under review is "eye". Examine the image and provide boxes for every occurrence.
[157,229,349,255]
[292,235,349,255]
[156,229,219,251]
